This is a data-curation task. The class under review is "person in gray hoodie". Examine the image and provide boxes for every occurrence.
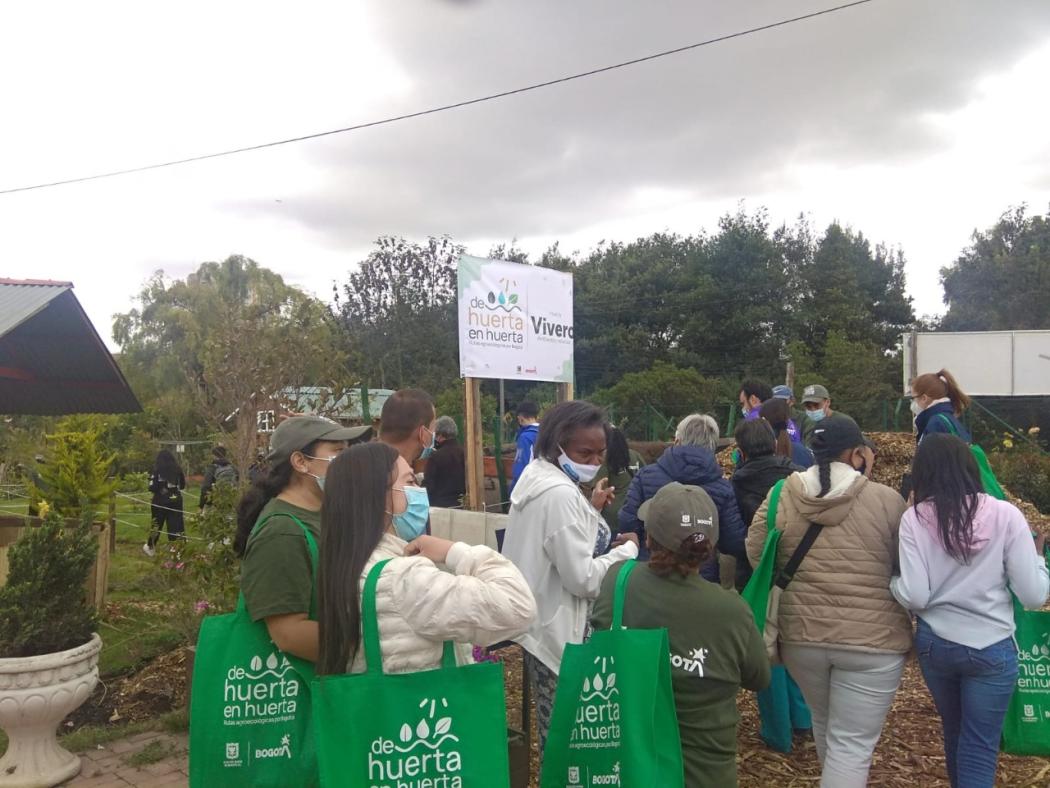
[892,434,1049,788]
[500,401,639,756]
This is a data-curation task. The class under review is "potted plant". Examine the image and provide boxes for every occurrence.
[0,418,115,787]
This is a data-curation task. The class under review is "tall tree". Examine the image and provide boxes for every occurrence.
[940,205,1050,330]
[335,236,462,395]
[113,255,347,473]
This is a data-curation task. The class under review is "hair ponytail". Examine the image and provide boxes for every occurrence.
[817,459,832,498]
[758,399,793,459]
[911,368,971,416]
[234,462,294,556]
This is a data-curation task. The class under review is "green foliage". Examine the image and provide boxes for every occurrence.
[0,509,98,657]
[33,415,118,521]
[334,236,462,395]
[434,386,498,435]
[117,471,150,493]
[591,362,728,438]
[159,483,240,644]
[990,440,1050,514]
[940,205,1050,331]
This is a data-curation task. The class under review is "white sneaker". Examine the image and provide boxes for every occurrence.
[142,543,155,557]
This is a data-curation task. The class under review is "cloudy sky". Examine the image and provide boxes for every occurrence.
[2,0,1049,349]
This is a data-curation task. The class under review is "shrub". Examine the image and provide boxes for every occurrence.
[32,415,118,521]
[990,441,1050,515]
[0,509,99,657]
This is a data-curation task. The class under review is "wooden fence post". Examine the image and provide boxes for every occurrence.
[108,492,117,554]
[463,377,486,512]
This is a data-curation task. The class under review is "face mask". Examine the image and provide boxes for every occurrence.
[557,445,601,484]
[391,486,430,541]
[303,454,336,493]
[732,449,742,466]
[910,399,923,417]
[807,409,826,423]
[309,473,326,492]
[741,404,750,417]
[419,427,437,461]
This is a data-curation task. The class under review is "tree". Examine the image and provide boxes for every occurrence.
[334,236,462,395]
[940,205,1050,330]
[114,255,347,474]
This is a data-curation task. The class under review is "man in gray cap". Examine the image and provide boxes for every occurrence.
[591,482,770,787]
[800,384,857,449]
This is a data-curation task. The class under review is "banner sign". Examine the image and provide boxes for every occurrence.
[457,255,574,383]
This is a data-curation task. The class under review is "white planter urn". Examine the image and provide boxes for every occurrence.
[0,634,102,788]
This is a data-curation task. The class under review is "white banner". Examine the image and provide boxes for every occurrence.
[457,255,574,383]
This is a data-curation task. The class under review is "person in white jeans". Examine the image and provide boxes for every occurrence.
[781,646,904,783]
[747,418,912,788]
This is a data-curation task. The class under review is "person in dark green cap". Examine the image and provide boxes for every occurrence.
[234,415,372,662]
[592,482,770,787]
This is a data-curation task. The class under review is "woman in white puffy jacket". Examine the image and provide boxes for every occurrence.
[315,442,537,676]
[501,400,640,755]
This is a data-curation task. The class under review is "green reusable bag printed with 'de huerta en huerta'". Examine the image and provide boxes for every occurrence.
[540,560,684,788]
[189,513,319,787]
[311,558,511,787]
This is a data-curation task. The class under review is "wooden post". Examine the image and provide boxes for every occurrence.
[555,382,574,404]
[786,361,795,393]
[463,377,486,512]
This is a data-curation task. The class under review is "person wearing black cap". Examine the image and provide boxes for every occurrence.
[234,415,372,662]
[592,483,770,788]
[745,418,910,788]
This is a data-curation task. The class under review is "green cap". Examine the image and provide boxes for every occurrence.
[267,415,372,464]
[637,482,719,552]
[802,384,830,404]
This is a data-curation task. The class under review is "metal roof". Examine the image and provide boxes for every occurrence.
[0,281,141,415]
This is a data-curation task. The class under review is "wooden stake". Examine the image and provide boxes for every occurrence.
[464,377,486,512]
[555,382,574,404]
[786,361,795,393]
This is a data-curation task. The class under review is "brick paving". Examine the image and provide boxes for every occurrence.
[63,732,188,787]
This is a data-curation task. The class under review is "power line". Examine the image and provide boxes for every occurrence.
[0,0,875,196]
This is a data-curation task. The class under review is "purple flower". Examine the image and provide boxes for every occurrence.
[471,645,501,664]
[194,600,211,614]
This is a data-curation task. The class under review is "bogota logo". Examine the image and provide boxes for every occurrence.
[222,652,299,725]
[671,646,709,677]
[1018,633,1050,692]
[570,656,621,750]
[255,734,292,760]
[593,762,622,785]
[368,696,464,787]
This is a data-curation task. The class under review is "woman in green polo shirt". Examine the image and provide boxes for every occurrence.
[591,483,770,787]
[234,415,372,662]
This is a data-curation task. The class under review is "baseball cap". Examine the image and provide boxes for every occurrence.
[267,415,373,464]
[809,417,874,459]
[637,482,719,552]
[772,385,793,400]
[801,384,830,404]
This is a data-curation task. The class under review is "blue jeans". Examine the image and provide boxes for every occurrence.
[915,619,1018,788]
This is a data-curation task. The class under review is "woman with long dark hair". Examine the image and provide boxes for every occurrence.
[892,434,1048,787]
[501,400,640,755]
[745,418,910,787]
[590,426,644,536]
[144,449,186,557]
[315,442,534,676]
[236,416,370,662]
[759,398,814,469]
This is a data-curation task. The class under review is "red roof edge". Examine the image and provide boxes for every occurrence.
[0,278,74,287]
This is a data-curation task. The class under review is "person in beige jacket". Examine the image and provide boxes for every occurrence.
[746,418,910,788]
[315,441,537,676]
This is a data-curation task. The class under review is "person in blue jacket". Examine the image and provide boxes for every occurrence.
[619,413,747,582]
[911,369,972,444]
[509,401,540,494]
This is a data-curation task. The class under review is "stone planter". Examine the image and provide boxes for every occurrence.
[0,634,102,788]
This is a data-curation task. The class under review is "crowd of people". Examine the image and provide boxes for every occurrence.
[191,370,1047,787]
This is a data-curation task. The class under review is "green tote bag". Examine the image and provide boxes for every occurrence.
[937,414,1006,500]
[1001,551,1050,756]
[189,514,319,787]
[312,558,511,787]
[540,560,684,788]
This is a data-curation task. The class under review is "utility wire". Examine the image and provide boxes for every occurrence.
[0,0,874,196]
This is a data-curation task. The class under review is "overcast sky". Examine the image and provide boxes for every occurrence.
[2,0,1049,349]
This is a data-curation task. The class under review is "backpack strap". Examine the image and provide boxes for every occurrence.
[767,479,785,532]
[937,413,961,438]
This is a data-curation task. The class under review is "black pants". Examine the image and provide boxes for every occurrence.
[149,498,185,547]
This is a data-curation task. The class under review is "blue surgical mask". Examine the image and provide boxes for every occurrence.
[391,486,430,541]
[419,427,437,461]
[807,409,826,423]
[309,473,326,492]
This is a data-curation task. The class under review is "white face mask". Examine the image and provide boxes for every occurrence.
[910,399,923,417]
[557,445,601,484]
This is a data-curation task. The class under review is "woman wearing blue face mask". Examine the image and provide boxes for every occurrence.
[501,400,641,758]
[316,442,536,677]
